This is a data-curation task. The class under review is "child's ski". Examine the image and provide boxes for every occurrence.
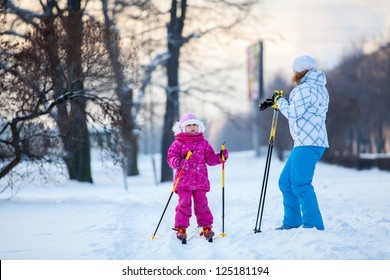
[176,227,218,244]
[177,232,194,244]
[179,236,213,244]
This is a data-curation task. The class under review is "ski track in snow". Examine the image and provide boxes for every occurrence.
[0,150,389,260]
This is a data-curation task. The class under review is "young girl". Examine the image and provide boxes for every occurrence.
[167,113,228,241]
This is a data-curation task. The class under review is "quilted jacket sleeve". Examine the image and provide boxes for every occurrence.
[167,141,182,169]
[204,140,222,166]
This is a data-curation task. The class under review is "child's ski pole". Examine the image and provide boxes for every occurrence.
[220,141,227,238]
[152,150,193,240]
[254,107,279,233]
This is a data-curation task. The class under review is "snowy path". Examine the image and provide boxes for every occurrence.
[1,151,390,260]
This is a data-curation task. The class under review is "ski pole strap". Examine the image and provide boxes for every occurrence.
[269,109,279,143]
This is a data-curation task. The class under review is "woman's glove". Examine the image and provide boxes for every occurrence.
[259,98,274,111]
[259,90,284,111]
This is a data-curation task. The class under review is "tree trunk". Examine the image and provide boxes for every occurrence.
[102,0,139,176]
[119,88,139,176]
[63,3,92,183]
[161,47,180,182]
[40,7,91,183]
[160,0,186,182]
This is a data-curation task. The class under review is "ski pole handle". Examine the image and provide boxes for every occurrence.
[185,150,193,160]
[221,142,226,162]
[271,90,284,110]
[221,142,226,186]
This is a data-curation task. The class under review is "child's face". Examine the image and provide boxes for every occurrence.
[184,124,199,134]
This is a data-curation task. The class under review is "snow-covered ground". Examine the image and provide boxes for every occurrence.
[1,149,390,261]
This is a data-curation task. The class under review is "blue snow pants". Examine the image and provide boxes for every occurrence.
[278,146,326,230]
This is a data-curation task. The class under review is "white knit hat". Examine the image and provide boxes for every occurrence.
[292,55,317,72]
[172,113,206,135]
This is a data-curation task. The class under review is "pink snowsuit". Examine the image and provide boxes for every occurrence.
[167,132,223,229]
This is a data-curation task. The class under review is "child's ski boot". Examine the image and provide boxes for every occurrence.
[200,225,214,242]
[173,227,187,244]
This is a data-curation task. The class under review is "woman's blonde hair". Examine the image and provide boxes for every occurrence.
[292,70,309,84]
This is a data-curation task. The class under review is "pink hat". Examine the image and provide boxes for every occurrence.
[172,113,205,135]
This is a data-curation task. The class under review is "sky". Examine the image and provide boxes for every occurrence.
[5,0,390,123]
[177,0,390,120]
[255,0,390,78]
[18,0,390,76]
[1,149,390,279]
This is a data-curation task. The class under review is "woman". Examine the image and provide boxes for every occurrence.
[260,55,329,230]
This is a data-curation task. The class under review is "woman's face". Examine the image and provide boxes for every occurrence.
[184,124,199,134]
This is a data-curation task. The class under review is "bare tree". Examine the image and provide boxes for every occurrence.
[160,0,259,182]
[325,42,390,167]
[0,1,121,186]
[62,0,92,182]
[101,0,141,176]
[1,0,95,182]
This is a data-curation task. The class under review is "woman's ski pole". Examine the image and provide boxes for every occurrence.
[254,107,279,233]
[152,150,193,240]
[220,142,227,238]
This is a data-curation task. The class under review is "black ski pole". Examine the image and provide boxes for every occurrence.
[152,150,193,240]
[254,108,279,233]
